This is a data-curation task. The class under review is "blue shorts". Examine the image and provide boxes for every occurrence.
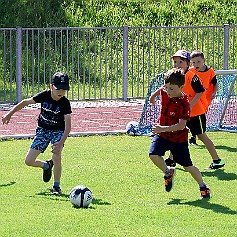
[30,126,64,153]
[149,135,193,167]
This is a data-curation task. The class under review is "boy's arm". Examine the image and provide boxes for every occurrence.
[149,87,163,105]
[60,114,71,144]
[2,98,36,124]
[189,92,202,110]
[152,119,187,134]
[190,74,205,109]
[211,83,218,99]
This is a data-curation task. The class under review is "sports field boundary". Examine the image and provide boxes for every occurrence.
[0,130,127,140]
[0,100,144,139]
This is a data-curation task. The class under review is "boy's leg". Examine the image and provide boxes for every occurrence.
[149,135,169,172]
[165,152,176,167]
[25,148,54,183]
[184,165,204,184]
[149,136,175,192]
[50,152,62,195]
[189,134,197,145]
[198,132,219,160]
[150,155,176,192]
[198,132,225,169]
[150,154,168,172]
[26,126,51,168]
[197,132,220,160]
[187,114,225,169]
[29,127,54,182]
[50,130,64,195]
[184,165,211,198]
[25,148,44,168]
[52,152,62,183]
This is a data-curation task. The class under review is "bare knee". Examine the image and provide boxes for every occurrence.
[25,157,33,166]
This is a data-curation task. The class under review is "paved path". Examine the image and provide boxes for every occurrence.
[0,100,144,138]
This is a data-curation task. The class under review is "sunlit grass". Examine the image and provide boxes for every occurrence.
[0,132,236,236]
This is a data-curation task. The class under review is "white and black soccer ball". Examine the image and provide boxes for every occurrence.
[126,121,139,136]
[69,185,93,208]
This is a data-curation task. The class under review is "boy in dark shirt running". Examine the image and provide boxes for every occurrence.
[149,68,210,198]
[2,72,72,195]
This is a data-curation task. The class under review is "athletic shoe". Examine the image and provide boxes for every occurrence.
[189,136,197,145]
[43,159,54,182]
[165,158,176,167]
[200,186,211,199]
[51,186,62,195]
[164,167,176,192]
[207,159,225,170]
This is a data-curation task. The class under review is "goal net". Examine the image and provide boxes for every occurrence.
[138,70,237,135]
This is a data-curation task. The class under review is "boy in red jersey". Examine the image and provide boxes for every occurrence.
[165,50,224,170]
[149,68,210,198]
[189,50,218,145]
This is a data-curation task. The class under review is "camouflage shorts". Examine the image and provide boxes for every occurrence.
[30,126,63,153]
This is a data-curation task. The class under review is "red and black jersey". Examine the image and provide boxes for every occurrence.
[158,88,190,143]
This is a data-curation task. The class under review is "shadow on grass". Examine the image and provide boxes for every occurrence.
[0,181,16,187]
[198,144,237,153]
[92,198,111,206]
[35,191,111,206]
[71,199,111,210]
[167,198,237,215]
[169,167,236,182]
[35,190,69,201]
[201,169,237,181]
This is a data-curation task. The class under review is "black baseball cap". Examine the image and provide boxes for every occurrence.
[51,72,70,90]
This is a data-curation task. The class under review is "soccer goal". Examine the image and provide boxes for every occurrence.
[138,70,237,135]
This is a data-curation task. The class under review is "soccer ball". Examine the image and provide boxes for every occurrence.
[69,185,93,208]
[126,121,139,136]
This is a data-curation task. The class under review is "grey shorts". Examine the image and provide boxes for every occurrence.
[31,126,63,153]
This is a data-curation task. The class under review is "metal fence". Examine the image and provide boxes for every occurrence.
[1,24,237,103]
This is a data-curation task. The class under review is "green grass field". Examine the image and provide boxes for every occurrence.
[0,132,236,237]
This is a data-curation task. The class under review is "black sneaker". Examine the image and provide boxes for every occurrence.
[51,186,62,195]
[189,136,197,145]
[207,159,225,170]
[200,186,211,199]
[165,158,176,167]
[164,167,176,192]
[43,159,54,182]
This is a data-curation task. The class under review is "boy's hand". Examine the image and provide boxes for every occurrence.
[2,114,11,124]
[211,93,216,99]
[152,124,162,134]
[51,142,63,154]
[149,97,156,105]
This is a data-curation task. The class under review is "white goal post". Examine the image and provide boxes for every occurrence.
[207,70,237,132]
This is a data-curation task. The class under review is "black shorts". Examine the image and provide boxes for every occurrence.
[149,135,193,167]
[187,113,206,136]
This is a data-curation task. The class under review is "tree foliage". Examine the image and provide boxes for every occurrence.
[0,0,237,28]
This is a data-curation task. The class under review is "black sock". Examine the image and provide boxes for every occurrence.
[213,159,221,164]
